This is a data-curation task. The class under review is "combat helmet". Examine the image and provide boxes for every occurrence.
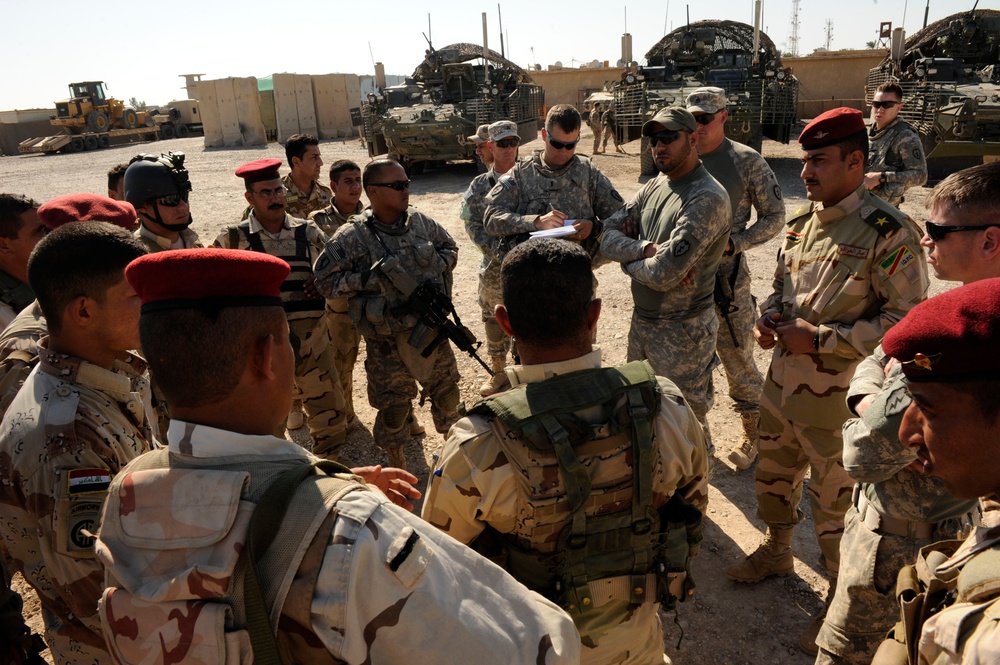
[124,152,193,231]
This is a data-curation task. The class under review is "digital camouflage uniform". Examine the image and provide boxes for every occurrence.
[0,300,45,421]
[589,107,604,153]
[95,420,581,665]
[483,151,624,265]
[868,119,928,207]
[601,109,623,152]
[757,185,928,574]
[213,213,349,454]
[281,173,333,219]
[312,207,461,454]
[423,350,708,665]
[699,138,784,415]
[0,342,154,664]
[814,347,979,665]
[310,198,366,423]
[134,224,203,253]
[600,165,731,452]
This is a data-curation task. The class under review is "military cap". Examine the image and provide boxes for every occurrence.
[488,120,519,142]
[37,193,137,230]
[686,87,728,114]
[235,158,283,184]
[882,278,1000,382]
[642,107,698,136]
[468,124,491,144]
[798,107,866,150]
[126,248,290,314]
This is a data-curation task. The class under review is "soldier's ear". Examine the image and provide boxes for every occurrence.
[250,333,277,381]
[586,298,602,332]
[495,304,515,338]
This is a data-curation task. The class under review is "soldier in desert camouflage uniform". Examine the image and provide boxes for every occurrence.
[601,105,625,153]
[601,107,731,455]
[93,248,580,665]
[685,87,785,470]
[215,159,348,457]
[423,240,707,665]
[0,215,153,665]
[816,162,1000,665]
[461,120,521,397]
[281,133,333,219]
[864,82,927,207]
[727,108,927,653]
[313,159,460,470]
[484,104,623,265]
[589,103,604,154]
[124,152,203,252]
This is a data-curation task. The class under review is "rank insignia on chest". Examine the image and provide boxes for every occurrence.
[837,244,869,259]
[67,468,112,495]
[879,245,916,278]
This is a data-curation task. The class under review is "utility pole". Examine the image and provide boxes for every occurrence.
[825,19,834,50]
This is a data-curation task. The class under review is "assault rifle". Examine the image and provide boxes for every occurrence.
[713,257,741,348]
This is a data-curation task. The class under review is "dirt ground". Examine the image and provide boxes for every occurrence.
[1,127,950,664]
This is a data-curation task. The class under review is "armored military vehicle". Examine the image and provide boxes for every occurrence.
[864,6,1000,181]
[613,20,799,175]
[361,42,544,173]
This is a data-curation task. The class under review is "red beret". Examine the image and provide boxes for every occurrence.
[235,159,282,184]
[798,107,866,150]
[125,248,290,314]
[882,278,1000,382]
[37,193,137,230]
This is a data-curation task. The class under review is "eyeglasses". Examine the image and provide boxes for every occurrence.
[871,100,900,109]
[253,186,286,199]
[694,112,719,126]
[925,220,1000,242]
[649,130,681,147]
[155,191,189,207]
[547,134,578,151]
[369,180,411,191]
[495,138,520,149]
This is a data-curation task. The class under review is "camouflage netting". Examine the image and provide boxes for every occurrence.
[879,8,1000,69]
[645,20,782,65]
[413,43,533,83]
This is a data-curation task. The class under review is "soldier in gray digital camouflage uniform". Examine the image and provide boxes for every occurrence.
[815,161,1000,665]
[461,120,521,397]
[601,107,731,455]
[589,103,604,154]
[686,87,785,470]
[864,82,927,207]
[313,159,461,471]
[469,124,494,170]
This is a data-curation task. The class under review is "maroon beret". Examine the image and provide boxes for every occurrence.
[37,193,137,230]
[882,278,1000,382]
[798,107,866,150]
[126,248,290,314]
[235,158,282,184]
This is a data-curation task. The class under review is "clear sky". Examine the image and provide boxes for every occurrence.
[0,0,986,110]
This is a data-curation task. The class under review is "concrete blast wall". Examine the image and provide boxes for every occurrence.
[784,50,886,118]
[272,74,318,143]
[313,74,362,139]
[198,77,266,147]
[530,68,625,108]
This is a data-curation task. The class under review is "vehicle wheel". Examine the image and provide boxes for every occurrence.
[83,135,99,151]
[409,161,425,176]
[86,110,110,133]
[144,115,155,127]
[121,107,138,129]
[98,133,111,148]
[640,136,656,176]
[67,137,85,153]
[175,124,190,138]
[160,124,175,139]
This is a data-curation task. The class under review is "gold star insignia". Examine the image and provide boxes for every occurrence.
[875,217,889,227]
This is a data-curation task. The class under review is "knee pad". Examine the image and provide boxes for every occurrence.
[433,383,461,414]
[381,402,411,431]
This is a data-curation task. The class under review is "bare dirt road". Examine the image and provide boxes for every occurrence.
[1,127,949,664]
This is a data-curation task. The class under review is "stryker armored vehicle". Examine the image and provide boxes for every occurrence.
[864,6,1000,181]
[361,42,544,173]
[613,20,799,175]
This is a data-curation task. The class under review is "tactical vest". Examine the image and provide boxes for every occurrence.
[97,448,367,665]
[229,222,325,317]
[466,361,701,617]
[0,271,35,317]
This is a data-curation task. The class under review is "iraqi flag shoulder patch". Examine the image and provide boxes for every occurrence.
[67,468,112,495]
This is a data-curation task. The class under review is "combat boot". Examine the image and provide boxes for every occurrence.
[726,527,795,583]
[286,399,305,430]
[800,578,837,656]
[479,356,510,397]
[728,411,760,470]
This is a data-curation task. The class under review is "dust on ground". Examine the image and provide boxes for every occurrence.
[1,126,949,665]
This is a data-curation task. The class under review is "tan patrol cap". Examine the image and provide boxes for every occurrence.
[468,124,490,144]
[641,107,698,136]
[686,87,728,114]
[488,121,518,142]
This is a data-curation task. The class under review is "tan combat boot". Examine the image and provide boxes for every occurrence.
[726,527,795,583]
[286,399,305,430]
[800,578,836,656]
[728,411,760,470]
[479,356,510,397]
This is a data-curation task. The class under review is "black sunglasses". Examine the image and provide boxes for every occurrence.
[925,220,1000,242]
[369,180,411,191]
[495,138,520,149]
[649,130,681,147]
[694,112,719,126]
[155,191,189,207]
[871,100,900,109]
[547,134,578,151]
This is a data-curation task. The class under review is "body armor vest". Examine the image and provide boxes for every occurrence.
[467,361,700,617]
[231,222,325,316]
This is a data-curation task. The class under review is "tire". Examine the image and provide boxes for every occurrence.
[144,115,155,127]
[640,136,656,176]
[86,110,110,133]
[121,107,138,129]
[160,124,175,139]
[66,137,84,153]
[175,124,190,138]
[98,133,111,148]
[83,135,99,151]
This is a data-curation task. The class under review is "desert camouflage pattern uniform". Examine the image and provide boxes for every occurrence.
[589,107,604,153]
[135,224,203,253]
[815,346,979,664]
[0,341,154,663]
[462,168,513,359]
[483,151,624,264]
[757,184,928,575]
[423,350,708,665]
[601,109,622,152]
[282,173,333,219]
[0,300,45,421]
[213,213,348,454]
[868,119,928,207]
[600,165,731,451]
[312,208,461,453]
[95,420,581,665]
[310,198,366,423]
[699,138,785,414]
